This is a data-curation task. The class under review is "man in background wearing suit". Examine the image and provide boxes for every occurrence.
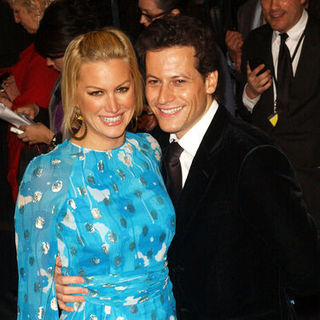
[54,15,319,319]
[241,0,320,253]
[242,2,320,316]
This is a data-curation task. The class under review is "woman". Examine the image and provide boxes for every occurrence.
[15,0,109,150]
[0,0,58,200]
[15,28,176,319]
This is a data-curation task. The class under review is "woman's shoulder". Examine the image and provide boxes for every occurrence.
[126,132,162,160]
[25,140,76,174]
[126,132,160,149]
[18,141,75,207]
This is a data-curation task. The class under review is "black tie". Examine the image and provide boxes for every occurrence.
[163,142,183,204]
[277,33,293,110]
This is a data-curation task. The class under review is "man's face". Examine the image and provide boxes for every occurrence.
[145,46,217,139]
[261,0,304,33]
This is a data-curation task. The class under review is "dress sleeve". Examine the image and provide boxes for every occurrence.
[15,156,61,319]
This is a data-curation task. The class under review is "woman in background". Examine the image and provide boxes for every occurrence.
[15,28,176,319]
[0,0,58,200]
[15,0,109,150]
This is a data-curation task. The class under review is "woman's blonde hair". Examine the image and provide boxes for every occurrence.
[61,27,144,137]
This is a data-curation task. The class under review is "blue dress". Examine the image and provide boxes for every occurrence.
[15,132,176,320]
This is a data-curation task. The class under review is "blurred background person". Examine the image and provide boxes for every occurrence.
[0,0,59,202]
[16,0,109,150]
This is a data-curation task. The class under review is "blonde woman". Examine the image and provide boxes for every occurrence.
[15,28,176,319]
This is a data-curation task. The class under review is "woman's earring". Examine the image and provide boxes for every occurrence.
[70,110,87,140]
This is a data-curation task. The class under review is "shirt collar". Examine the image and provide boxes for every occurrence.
[169,100,219,157]
[273,9,308,41]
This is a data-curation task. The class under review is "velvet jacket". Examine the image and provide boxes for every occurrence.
[154,106,319,319]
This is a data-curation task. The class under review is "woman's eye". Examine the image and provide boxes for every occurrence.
[88,90,103,96]
[116,86,129,93]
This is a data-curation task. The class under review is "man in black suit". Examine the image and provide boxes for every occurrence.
[241,0,320,239]
[54,15,319,319]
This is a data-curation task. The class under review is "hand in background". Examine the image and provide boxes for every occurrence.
[245,62,272,99]
[54,256,88,313]
[2,75,20,102]
[0,92,13,109]
[225,30,244,72]
[15,103,40,120]
[18,122,54,145]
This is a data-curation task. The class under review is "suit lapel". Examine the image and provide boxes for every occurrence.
[292,17,319,94]
[174,106,228,242]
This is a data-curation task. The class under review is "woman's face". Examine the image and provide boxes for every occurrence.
[11,3,39,34]
[46,56,64,72]
[74,59,135,151]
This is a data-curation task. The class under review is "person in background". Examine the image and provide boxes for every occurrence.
[241,0,320,316]
[15,27,177,319]
[15,0,107,150]
[138,0,183,28]
[242,0,320,239]
[0,0,58,201]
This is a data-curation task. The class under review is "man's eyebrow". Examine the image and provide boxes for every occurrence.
[146,74,192,80]
[146,74,159,79]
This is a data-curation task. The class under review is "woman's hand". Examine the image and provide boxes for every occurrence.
[15,104,40,120]
[54,257,87,313]
[0,92,12,109]
[18,122,54,145]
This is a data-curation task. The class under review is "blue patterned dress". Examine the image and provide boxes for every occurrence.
[15,132,176,320]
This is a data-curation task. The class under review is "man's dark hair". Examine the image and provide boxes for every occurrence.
[35,0,109,57]
[135,15,223,101]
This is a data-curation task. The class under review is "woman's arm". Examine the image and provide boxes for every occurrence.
[15,156,61,319]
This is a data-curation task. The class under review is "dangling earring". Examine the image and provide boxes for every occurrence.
[70,109,87,140]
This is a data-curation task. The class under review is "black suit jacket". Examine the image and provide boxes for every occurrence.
[154,106,319,319]
[241,15,320,232]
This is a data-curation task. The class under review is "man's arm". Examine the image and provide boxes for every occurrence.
[54,257,88,312]
[238,145,319,295]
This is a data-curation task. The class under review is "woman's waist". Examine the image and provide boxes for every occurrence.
[65,262,172,305]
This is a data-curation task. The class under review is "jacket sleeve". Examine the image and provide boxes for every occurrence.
[15,156,61,319]
[238,145,320,297]
[11,45,58,110]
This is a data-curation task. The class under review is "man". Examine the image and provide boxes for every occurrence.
[55,15,319,319]
[138,0,182,27]
[137,0,237,116]
[241,0,320,239]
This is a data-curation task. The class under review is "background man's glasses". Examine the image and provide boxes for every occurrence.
[138,8,172,23]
